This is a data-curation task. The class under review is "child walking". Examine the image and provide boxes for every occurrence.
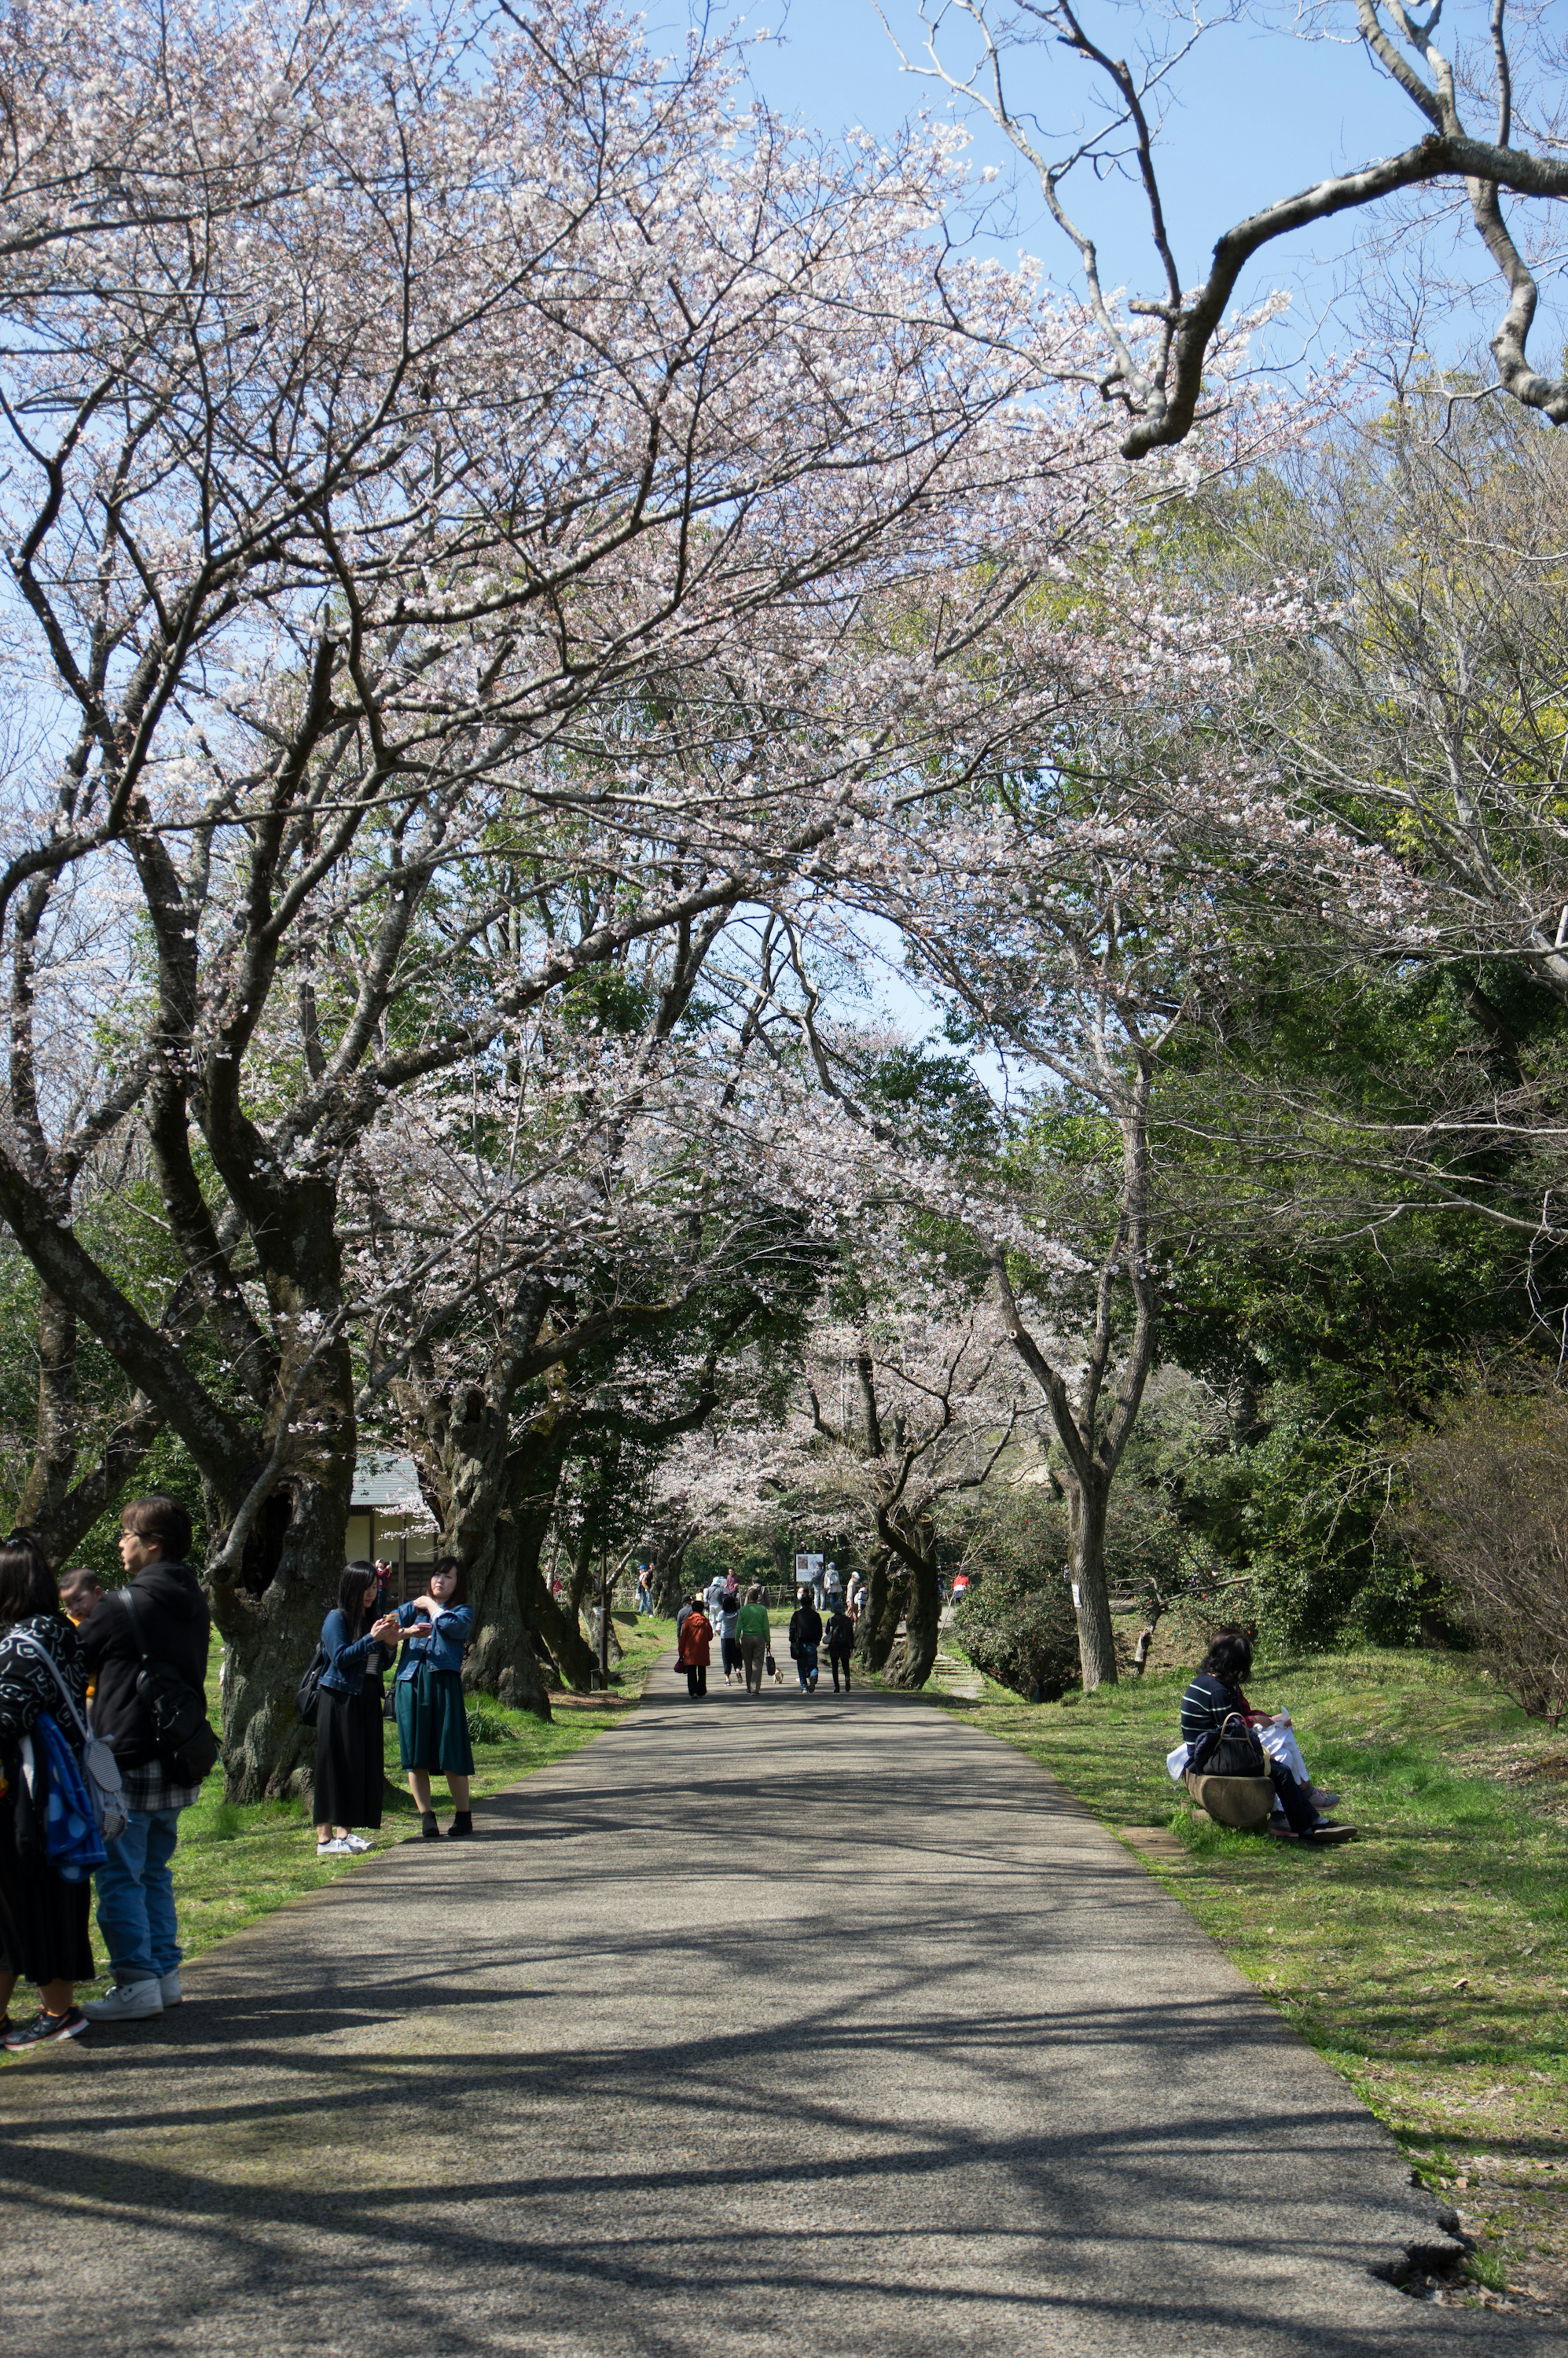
[377,1558,476,1840]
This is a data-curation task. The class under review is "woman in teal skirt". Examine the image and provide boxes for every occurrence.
[384,1558,476,1840]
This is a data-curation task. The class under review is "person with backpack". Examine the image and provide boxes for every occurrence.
[736,1584,771,1694]
[311,1565,394,1857]
[0,1532,96,2050]
[383,1557,476,1840]
[823,1602,856,1694]
[677,1597,712,1698]
[80,1496,213,2024]
[788,1589,822,1695]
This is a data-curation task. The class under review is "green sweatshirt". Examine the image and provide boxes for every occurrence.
[736,1602,771,1640]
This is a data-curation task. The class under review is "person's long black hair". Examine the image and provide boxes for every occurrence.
[0,1529,56,1624]
[1198,1630,1253,1686]
[339,1562,378,1631]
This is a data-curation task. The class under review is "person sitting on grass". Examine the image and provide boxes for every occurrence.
[1180,1631,1356,1846]
[377,1558,475,1842]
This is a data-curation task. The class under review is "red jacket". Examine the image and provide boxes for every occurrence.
[677,1611,712,1667]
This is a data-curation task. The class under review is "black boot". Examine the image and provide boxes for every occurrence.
[420,1810,441,1840]
[446,1811,475,1839]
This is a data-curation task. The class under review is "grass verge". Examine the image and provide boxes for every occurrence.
[82,1611,675,1986]
[924,1640,1568,2322]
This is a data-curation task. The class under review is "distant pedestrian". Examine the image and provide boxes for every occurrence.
[849,1576,868,1620]
[824,1563,844,1613]
[788,1589,822,1695]
[824,1605,855,1694]
[313,1565,394,1857]
[0,1532,95,2051]
[637,1565,654,1616]
[717,1575,744,1683]
[677,1600,712,1698]
[737,1584,771,1694]
[81,1495,212,2026]
[383,1558,476,1841]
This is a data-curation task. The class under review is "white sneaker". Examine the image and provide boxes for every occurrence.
[83,1979,164,2023]
[342,1834,371,1852]
[316,1836,352,1856]
[159,1969,182,2007]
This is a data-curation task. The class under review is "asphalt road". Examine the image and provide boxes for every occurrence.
[1,1662,1555,2356]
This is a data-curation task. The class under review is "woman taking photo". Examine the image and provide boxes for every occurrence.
[313,1564,394,1857]
[0,1531,94,2048]
[380,1558,475,1840]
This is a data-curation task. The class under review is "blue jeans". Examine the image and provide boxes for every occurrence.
[797,1643,818,1691]
[95,1807,183,1984]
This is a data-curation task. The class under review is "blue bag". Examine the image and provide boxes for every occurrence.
[33,1712,109,1881]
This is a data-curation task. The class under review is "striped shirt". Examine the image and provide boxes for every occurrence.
[1179,1674,1250,1747]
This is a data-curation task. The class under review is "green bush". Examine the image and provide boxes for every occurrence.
[953,1566,1080,1700]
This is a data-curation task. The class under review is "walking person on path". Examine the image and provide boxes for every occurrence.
[677,1599,712,1699]
[717,1576,744,1685]
[0,1533,95,2051]
[313,1566,394,1857]
[81,1496,211,2026]
[823,1602,855,1694]
[381,1558,476,1841]
[788,1589,822,1696]
[736,1585,771,1694]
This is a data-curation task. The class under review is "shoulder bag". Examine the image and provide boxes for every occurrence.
[121,1590,220,1785]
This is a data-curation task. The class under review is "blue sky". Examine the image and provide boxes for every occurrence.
[733,0,1514,368]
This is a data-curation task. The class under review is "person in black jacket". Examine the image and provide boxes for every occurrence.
[822,1606,855,1694]
[80,1497,212,2024]
[788,1591,822,1695]
[0,1532,95,2050]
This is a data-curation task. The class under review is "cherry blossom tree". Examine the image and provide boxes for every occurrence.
[0,0,1155,1791]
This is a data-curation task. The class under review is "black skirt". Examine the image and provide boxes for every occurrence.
[0,1782,94,1989]
[312,1685,385,1830]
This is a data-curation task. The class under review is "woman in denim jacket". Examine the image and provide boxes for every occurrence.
[313,1564,394,1858]
[379,1559,476,1841]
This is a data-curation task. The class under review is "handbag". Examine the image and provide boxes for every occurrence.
[1190,1712,1268,1781]
[296,1640,330,1728]
[765,1651,776,1676]
[13,1631,129,1840]
[120,1590,220,1785]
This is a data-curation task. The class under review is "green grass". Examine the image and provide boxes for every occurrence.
[923,1641,1568,2318]
[87,1611,678,1983]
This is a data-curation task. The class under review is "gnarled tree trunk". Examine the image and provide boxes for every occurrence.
[858,1548,902,1672]
[882,1522,941,1689]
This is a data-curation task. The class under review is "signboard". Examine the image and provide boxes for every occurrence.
[794,1551,824,1578]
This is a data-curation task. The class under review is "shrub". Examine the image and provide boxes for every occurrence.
[1397,1387,1568,1725]
[953,1565,1080,1700]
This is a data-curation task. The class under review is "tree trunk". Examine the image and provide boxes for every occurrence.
[883,1523,941,1688]
[1067,1473,1118,1691]
[858,1549,902,1672]
[462,1511,552,1716]
[209,1464,351,1800]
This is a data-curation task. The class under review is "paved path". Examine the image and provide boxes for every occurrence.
[1,1667,1555,2356]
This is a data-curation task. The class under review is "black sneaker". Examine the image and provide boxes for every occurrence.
[1305,1821,1358,1845]
[420,1812,441,1841]
[446,1812,474,1839]
[4,2006,88,2051]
